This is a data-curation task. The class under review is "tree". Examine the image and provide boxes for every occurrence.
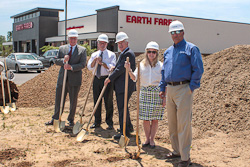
[0,35,6,53]
[7,31,12,42]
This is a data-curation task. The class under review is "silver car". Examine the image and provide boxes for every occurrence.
[6,53,44,73]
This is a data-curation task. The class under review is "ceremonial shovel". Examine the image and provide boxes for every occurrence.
[0,71,10,114]
[135,60,141,158]
[77,84,107,142]
[53,62,68,132]
[4,59,16,112]
[73,63,98,134]
[118,57,130,148]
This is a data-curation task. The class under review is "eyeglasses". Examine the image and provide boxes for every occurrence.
[170,30,183,35]
[147,51,157,54]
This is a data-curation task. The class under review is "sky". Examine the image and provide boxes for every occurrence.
[0,0,249,39]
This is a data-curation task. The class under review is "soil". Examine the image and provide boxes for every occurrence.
[1,45,250,167]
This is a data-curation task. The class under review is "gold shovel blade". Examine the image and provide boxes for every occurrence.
[73,121,84,135]
[0,106,10,114]
[118,135,130,148]
[7,103,16,112]
[76,129,89,142]
[53,120,65,132]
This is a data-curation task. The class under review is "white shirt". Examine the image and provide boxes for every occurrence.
[133,61,163,87]
[87,49,116,76]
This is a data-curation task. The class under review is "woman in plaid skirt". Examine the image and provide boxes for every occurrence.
[125,41,166,148]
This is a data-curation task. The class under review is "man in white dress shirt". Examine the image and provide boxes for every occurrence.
[87,34,116,130]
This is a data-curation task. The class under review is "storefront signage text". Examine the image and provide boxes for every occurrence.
[67,25,84,30]
[126,15,172,26]
[16,22,33,31]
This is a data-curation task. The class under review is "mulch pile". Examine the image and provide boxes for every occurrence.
[17,45,250,133]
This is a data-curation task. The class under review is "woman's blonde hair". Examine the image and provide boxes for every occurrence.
[141,49,159,67]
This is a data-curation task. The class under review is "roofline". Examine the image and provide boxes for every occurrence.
[96,5,119,12]
[59,14,96,22]
[120,9,250,25]
[11,7,64,18]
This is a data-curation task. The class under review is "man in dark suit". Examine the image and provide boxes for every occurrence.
[104,32,136,139]
[45,29,87,127]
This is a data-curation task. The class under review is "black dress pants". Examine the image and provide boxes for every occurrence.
[115,90,133,135]
[93,76,114,126]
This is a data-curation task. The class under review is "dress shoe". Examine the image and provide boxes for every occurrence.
[178,159,191,167]
[166,152,181,159]
[106,125,114,130]
[90,123,100,129]
[142,143,150,147]
[45,120,54,126]
[69,121,75,127]
[113,133,122,140]
[117,127,134,133]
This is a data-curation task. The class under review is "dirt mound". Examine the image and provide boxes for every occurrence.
[17,45,250,134]
[192,45,250,133]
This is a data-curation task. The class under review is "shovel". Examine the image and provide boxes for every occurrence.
[73,63,98,134]
[0,72,10,114]
[53,62,68,132]
[77,84,107,142]
[118,57,130,148]
[134,60,141,159]
[4,59,16,112]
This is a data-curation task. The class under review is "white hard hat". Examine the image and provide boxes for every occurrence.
[97,34,109,43]
[68,29,78,38]
[168,20,185,32]
[115,32,128,43]
[146,41,159,51]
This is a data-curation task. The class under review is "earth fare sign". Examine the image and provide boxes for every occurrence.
[126,15,173,26]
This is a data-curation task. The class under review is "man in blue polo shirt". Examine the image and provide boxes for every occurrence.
[159,20,204,167]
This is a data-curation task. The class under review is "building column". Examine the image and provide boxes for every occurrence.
[14,42,17,53]
[18,41,22,52]
[31,40,36,53]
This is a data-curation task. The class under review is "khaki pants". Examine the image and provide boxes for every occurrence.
[166,83,193,161]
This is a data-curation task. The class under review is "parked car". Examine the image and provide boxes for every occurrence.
[38,49,59,67]
[6,53,44,73]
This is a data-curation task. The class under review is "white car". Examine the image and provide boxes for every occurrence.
[6,53,44,73]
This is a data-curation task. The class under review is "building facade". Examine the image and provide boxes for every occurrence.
[11,5,250,55]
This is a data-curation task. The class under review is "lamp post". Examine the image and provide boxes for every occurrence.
[65,0,67,44]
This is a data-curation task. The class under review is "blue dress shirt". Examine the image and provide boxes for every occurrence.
[159,39,204,92]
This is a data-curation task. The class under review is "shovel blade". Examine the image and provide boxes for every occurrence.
[0,106,10,114]
[73,121,84,135]
[60,121,65,131]
[118,135,130,148]
[76,129,88,142]
[7,103,16,112]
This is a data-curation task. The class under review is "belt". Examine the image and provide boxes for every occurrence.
[167,80,190,86]
[96,75,108,79]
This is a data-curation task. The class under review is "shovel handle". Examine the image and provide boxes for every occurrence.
[4,59,12,103]
[0,72,6,107]
[79,63,98,123]
[123,57,129,138]
[86,84,107,130]
[136,60,141,156]
[59,62,68,121]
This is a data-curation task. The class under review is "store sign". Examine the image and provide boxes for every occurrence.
[126,15,172,26]
[67,25,84,30]
[16,22,33,31]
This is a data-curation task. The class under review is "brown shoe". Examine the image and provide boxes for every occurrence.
[166,152,181,159]
[178,159,191,167]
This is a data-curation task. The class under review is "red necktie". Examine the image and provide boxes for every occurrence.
[69,46,72,60]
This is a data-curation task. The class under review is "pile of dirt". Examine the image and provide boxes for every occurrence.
[17,45,250,134]
[0,148,26,162]
[192,45,250,133]
[0,79,19,105]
